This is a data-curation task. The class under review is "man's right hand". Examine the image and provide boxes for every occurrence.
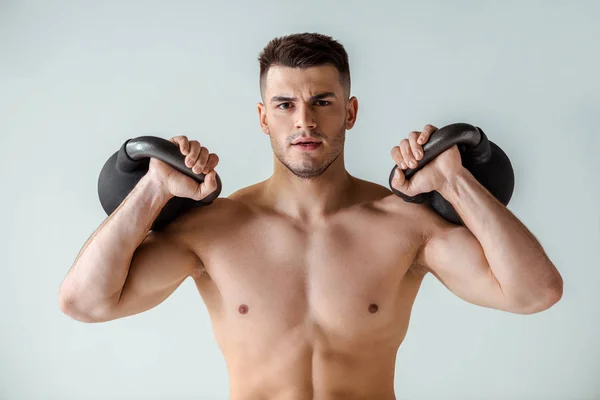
[147,135,220,201]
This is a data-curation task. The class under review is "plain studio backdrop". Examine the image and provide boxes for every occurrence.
[1,0,599,399]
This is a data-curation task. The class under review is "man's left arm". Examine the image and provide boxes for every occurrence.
[417,169,563,314]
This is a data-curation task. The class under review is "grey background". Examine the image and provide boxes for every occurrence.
[1,0,598,399]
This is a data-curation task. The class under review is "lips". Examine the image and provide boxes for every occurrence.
[292,139,322,145]
[293,142,322,151]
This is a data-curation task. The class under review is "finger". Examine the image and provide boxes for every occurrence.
[400,139,416,169]
[392,166,406,188]
[172,135,190,155]
[408,131,422,161]
[391,146,407,169]
[203,153,220,174]
[186,141,201,168]
[191,170,217,201]
[204,170,218,193]
[392,166,417,197]
[418,124,437,144]
[192,147,209,174]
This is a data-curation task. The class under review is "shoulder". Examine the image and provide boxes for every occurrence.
[162,184,263,238]
[406,201,466,272]
[368,189,462,269]
[174,197,256,232]
[160,188,264,272]
[350,177,394,203]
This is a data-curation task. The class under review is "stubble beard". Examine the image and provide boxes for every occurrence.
[272,125,346,180]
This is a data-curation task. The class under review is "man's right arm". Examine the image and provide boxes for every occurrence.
[58,174,201,323]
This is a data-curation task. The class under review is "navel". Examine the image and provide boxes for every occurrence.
[238,304,249,315]
[368,303,379,314]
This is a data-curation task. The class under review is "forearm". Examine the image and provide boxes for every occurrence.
[440,169,563,307]
[60,175,173,311]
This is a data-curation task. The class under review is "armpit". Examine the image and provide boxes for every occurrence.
[408,262,429,277]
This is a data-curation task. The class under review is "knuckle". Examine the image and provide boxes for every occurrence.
[198,149,209,162]
[171,137,183,147]
[207,156,217,169]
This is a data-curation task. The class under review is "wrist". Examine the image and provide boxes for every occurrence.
[139,174,175,205]
[439,167,471,202]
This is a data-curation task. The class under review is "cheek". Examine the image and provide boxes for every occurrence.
[267,115,291,135]
[268,131,289,148]
[325,108,347,126]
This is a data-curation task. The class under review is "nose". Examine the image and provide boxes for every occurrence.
[295,104,317,131]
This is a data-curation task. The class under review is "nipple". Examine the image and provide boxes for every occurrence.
[368,303,379,313]
[238,304,249,314]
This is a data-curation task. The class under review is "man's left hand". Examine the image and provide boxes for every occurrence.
[390,124,465,197]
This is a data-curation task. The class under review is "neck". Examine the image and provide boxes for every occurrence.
[265,155,355,224]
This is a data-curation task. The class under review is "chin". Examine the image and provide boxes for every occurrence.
[290,168,327,179]
[287,159,336,179]
[275,145,341,179]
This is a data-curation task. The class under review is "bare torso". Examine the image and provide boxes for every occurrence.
[174,178,434,399]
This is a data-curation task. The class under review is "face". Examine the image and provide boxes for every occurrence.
[258,65,358,179]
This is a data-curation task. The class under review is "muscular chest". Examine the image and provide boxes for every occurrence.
[195,211,423,340]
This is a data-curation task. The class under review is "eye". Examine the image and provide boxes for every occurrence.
[315,100,331,106]
[277,102,292,110]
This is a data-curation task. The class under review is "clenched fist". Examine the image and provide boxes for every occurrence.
[147,135,220,201]
[390,124,463,197]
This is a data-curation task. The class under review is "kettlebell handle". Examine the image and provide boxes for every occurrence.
[116,136,222,204]
[401,123,490,180]
[389,122,491,204]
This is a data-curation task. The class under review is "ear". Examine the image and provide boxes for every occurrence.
[257,102,270,135]
[345,96,358,130]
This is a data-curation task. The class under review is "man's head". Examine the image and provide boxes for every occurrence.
[257,33,358,179]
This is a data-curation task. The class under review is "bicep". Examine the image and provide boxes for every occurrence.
[420,225,511,311]
[108,232,201,320]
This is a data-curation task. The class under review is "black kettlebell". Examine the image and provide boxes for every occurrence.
[388,123,515,225]
[98,136,222,231]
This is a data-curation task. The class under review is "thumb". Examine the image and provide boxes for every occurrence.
[191,170,217,201]
[203,170,218,196]
[392,167,415,197]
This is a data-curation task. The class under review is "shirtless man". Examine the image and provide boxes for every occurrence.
[59,33,563,399]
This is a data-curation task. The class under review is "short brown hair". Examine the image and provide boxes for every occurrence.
[258,32,351,100]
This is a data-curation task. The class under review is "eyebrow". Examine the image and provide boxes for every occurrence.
[270,92,337,103]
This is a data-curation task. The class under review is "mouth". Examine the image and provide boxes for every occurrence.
[292,142,322,150]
